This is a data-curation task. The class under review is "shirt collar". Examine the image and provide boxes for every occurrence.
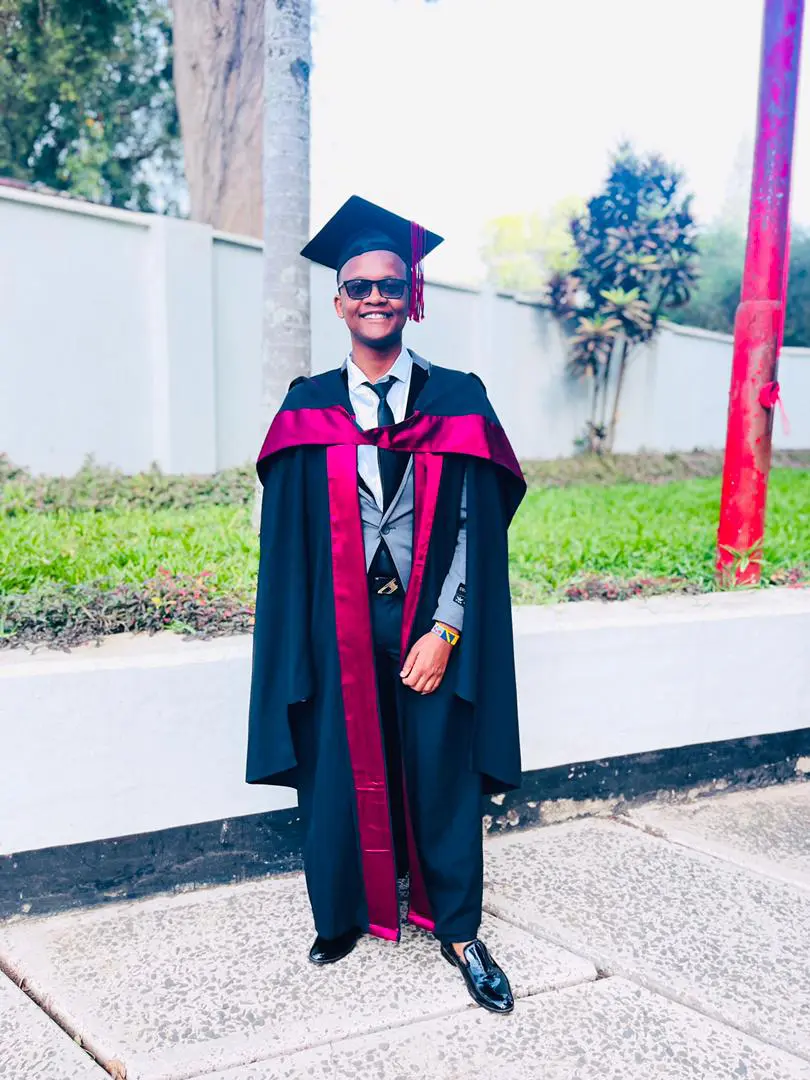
[345,347,412,391]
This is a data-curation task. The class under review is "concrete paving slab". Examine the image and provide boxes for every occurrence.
[0,873,595,1080]
[0,971,105,1079]
[202,1045,335,1080]
[629,781,810,890]
[203,978,810,1080]
[484,817,810,1062]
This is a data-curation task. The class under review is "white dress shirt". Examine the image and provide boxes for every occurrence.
[346,347,413,511]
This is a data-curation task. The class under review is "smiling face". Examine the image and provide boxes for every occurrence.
[334,249,410,350]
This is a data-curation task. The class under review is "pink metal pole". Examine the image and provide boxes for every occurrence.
[716,0,804,585]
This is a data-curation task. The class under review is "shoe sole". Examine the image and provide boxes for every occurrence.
[308,951,353,966]
[440,946,515,1014]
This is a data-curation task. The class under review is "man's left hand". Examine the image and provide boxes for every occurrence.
[400,632,453,695]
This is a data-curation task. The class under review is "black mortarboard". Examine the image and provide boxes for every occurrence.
[300,196,443,321]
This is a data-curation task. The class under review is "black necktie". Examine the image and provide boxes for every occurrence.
[366,378,406,509]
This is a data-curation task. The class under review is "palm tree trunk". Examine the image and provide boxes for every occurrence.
[592,343,616,453]
[252,0,312,531]
[589,369,600,428]
[585,364,603,452]
[606,337,631,452]
[598,349,613,432]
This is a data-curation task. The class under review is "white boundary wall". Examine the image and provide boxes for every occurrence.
[2,186,809,474]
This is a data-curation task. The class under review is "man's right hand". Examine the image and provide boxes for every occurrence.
[400,631,454,694]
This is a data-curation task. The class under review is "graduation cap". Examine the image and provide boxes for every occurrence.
[300,196,443,322]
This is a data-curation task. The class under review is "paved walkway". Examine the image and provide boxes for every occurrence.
[2,781,810,1079]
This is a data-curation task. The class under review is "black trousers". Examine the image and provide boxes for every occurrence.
[369,585,483,946]
[294,584,484,946]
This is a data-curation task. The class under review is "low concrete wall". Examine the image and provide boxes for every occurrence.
[2,590,809,857]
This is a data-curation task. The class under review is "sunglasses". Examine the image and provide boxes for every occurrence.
[339,277,409,301]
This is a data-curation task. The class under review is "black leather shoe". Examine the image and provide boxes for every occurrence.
[441,939,515,1013]
[308,926,362,965]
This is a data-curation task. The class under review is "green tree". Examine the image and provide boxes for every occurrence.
[481,197,583,292]
[0,0,181,211]
[667,224,744,336]
[782,230,810,347]
[548,144,699,452]
[670,222,810,348]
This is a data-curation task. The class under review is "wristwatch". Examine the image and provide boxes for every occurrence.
[431,621,460,647]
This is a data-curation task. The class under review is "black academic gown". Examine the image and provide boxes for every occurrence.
[246,360,526,942]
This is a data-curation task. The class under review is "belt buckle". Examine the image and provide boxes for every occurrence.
[376,577,399,596]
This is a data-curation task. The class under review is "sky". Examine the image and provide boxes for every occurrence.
[310,0,810,286]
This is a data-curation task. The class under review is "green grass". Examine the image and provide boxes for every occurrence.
[510,469,810,601]
[1,505,257,598]
[3,468,808,605]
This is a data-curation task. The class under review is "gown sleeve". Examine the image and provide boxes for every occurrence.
[245,446,315,785]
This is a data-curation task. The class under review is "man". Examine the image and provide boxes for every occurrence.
[246,196,526,1014]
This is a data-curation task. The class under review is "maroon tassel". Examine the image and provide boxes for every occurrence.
[409,221,427,322]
